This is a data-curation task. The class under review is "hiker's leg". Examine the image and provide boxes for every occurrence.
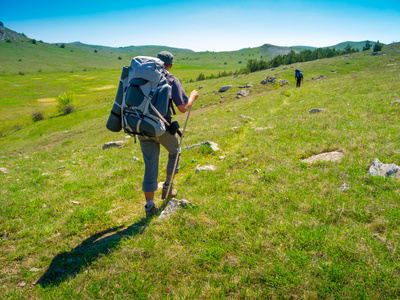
[159,132,180,177]
[139,136,160,193]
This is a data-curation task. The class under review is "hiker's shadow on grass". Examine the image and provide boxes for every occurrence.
[36,215,156,287]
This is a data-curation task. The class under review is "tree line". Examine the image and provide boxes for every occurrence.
[196,41,384,81]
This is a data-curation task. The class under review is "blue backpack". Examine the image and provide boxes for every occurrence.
[295,69,302,78]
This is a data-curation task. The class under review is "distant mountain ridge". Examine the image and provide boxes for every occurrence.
[0,21,376,54]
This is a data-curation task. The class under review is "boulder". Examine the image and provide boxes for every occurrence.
[159,198,193,219]
[219,85,233,92]
[102,141,126,150]
[236,89,252,98]
[238,83,253,88]
[309,108,326,113]
[279,79,289,86]
[195,165,216,173]
[368,158,400,178]
[261,76,277,85]
[184,141,220,151]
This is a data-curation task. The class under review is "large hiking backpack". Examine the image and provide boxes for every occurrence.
[106,56,172,137]
[295,69,302,79]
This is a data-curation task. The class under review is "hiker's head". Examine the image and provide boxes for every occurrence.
[158,51,174,70]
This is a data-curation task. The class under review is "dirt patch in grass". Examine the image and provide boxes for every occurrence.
[90,85,116,91]
[301,151,345,163]
[37,98,56,103]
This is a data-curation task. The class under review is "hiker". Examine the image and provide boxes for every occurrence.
[295,69,303,87]
[140,51,199,217]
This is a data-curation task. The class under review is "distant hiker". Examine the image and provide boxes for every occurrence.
[295,69,303,87]
[140,51,199,217]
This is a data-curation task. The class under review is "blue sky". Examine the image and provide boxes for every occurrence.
[1,0,399,51]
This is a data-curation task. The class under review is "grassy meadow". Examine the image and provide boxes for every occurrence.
[1,41,400,299]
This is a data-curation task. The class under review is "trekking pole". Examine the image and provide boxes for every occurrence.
[164,104,193,200]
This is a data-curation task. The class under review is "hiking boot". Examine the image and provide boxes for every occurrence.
[145,204,158,218]
[161,183,177,200]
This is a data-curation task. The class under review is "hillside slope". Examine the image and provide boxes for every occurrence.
[1,43,399,298]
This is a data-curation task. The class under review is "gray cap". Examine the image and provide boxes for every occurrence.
[157,51,174,65]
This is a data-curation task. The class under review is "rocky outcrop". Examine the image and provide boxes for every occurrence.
[0,22,27,42]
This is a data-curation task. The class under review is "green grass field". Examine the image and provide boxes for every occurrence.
[1,41,400,299]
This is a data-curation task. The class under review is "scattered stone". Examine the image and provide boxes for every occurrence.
[102,141,126,150]
[339,183,349,192]
[219,155,226,160]
[0,167,8,174]
[132,157,140,162]
[309,108,326,114]
[254,127,272,131]
[371,52,381,56]
[239,115,254,121]
[301,151,345,163]
[30,267,40,272]
[253,169,260,175]
[261,76,277,85]
[41,172,50,176]
[71,201,81,205]
[391,100,400,104]
[236,89,252,99]
[368,158,400,178]
[125,135,132,139]
[159,198,193,219]
[18,281,26,288]
[106,207,122,214]
[184,141,220,152]
[195,165,216,173]
[241,158,248,161]
[238,83,253,88]
[279,79,289,86]
[199,85,203,89]
[219,85,233,92]
[2,231,8,240]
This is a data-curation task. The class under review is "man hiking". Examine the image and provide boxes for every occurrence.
[295,69,303,87]
[140,51,199,218]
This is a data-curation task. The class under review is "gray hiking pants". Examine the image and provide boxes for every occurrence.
[138,132,180,192]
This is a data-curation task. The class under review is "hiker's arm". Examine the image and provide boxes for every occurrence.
[177,90,199,113]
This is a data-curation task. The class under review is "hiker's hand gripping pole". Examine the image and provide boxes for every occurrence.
[164,103,193,200]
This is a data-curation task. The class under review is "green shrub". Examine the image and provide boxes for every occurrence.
[6,38,11,43]
[57,92,76,115]
[373,41,383,52]
[31,111,44,122]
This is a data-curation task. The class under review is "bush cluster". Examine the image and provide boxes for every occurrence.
[57,92,76,115]
[31,111,44,122]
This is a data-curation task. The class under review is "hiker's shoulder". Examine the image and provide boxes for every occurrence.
[167,73,182,86]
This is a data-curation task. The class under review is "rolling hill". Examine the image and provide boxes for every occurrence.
[1,19,399,298]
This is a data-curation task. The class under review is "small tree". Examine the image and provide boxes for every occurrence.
[373,41,383,52]
[196,73,206,81]
[57,92,76,115]
[363,40,372,51]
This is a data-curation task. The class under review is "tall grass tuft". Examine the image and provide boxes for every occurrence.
[57,91,76,115]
